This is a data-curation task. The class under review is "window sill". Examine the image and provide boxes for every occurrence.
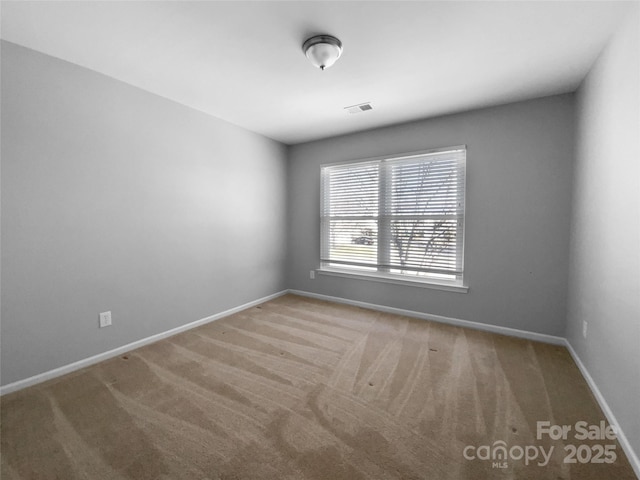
[316,268,469,293]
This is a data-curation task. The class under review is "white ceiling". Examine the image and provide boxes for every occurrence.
[0,1,633,145]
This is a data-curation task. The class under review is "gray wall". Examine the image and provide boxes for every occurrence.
[1,42,288,386]
[288,95,575,336]
[567,6,640,455]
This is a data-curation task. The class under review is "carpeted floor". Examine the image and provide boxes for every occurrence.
[1,294,636,479]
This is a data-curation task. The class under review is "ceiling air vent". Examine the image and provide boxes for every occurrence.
[344,102,373,114]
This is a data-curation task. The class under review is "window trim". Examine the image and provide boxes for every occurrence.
[316,267,469,293]
[319,145,467,291]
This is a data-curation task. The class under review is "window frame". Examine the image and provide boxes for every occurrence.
[319,146,468,293]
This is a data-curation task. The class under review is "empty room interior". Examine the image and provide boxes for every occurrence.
[1,1,639,479]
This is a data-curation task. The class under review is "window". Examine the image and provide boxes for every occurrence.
[320,146,466,288]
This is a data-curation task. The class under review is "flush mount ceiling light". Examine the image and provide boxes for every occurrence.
[302,35,343,70]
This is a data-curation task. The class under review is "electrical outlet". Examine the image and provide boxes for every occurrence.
[310,270,315,280]
[99,311,112,328]
[582,320,588,339]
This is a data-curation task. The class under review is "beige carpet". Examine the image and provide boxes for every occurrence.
[1,294,636,479]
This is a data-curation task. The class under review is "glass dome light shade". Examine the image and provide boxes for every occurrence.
[302,35,343,70]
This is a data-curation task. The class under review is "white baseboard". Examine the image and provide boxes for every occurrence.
[0,290,288,396]
[564,341,640,479]
[288,289,566,345]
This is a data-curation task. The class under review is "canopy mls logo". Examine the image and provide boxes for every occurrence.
[463,441,553,468]
[463,421,618,469]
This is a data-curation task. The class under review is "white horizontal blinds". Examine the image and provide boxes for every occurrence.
[321,161,379,268]
[321,147,465,281]
[384,149,465,278]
